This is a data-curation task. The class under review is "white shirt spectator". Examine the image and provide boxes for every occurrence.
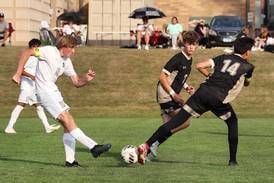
[62,24,75,35]
[266,37,274,46]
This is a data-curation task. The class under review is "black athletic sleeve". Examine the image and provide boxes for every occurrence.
[245,64,255,79]
[163,54,180,74]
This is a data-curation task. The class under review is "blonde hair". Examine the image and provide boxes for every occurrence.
[56,35,77,49]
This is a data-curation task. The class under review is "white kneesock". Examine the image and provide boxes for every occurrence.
[63,133,76,163]
[36,105,50,129]
[6,105,24,128]
[70,128,97,150]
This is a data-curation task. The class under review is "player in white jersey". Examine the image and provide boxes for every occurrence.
[5,39,60,134]
[12,36,111,167]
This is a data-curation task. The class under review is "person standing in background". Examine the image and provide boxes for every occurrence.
[0,11,9,47]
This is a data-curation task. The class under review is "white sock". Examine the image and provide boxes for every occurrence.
[63,133,76,163]
[6,105,24,129]
[70,128,97,150]
[36,106,50,129]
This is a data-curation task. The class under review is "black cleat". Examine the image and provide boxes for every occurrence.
[228,160,238,166]
[90,144,112,158]
[65,161,80,167]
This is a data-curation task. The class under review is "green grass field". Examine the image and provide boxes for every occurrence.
[0,117,273,183]
[0,46,274,182]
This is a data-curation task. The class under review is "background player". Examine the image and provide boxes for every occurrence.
[150,31,199,159]
[5,39,60,134]
[12,35,111,167]
[138,37,255,166]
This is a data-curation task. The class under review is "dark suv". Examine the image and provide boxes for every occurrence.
[207,16,244,47]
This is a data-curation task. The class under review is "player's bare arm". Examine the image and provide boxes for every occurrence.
[22,71,35,81]
[70,68,96,88]
[159,71,184,105]
[12,48,35,85]
[196,59,212,77]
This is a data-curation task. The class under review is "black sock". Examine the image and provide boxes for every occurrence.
[146,108,191,146]
[225,111,238,162]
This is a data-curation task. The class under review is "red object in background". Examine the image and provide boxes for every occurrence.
[8,22,15,37]
[150,30,161,46]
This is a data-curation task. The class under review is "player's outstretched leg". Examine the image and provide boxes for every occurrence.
[59,111,112,161]
[137,108,191,164]
[90,144,112,158]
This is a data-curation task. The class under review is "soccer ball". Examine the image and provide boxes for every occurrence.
[121,144,138,164]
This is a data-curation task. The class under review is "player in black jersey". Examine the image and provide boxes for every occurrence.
[138,37,255,166]
[149,31,199,159]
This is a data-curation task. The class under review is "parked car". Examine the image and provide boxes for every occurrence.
[207,16,245,47]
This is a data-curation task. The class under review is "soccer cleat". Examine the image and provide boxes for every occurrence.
[137,143,149,165]
[228,160,238,166]
[149,141,159,159]
[137,45,141,50]
[90,144,112,158]
[4,127,16,134]
[46,124,61,133]
[65,161,80,167]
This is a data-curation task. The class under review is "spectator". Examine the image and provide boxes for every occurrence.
[165,16,183,49]
[7,22,15,45]
[62,21,82,45]
[194,19,208,47]
[129,30,136,47]
[264,32,274,53]
[62,21,75,36]
[236,27,250,40]
[39,20,56,46]
[254,24,270,50]
[136,16,154,50]
[0,11,9,47]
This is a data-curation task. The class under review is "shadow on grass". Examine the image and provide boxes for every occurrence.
[155,159,225,167]
[198,131,274,137]
[0,157,64,167]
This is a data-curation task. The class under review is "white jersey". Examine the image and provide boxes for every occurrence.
[20,56,38,90]
[35,46,77,92]
[18,56,38,105]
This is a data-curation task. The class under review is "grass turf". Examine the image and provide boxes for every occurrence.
[0,117,273,183]
[0,46,274,118]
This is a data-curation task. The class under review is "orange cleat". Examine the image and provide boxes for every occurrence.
[137,143,149,165]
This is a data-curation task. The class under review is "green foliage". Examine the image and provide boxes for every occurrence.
[0,117,273,183]
[0,46,273,118]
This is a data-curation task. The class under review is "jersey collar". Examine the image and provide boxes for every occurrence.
[181,50,191,60]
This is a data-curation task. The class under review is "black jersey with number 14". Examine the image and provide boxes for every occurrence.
[201,54,254,104]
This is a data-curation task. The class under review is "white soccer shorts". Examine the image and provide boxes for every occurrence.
[37,90,70,119]
[18,89,38,105]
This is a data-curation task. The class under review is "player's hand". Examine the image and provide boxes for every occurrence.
[186,85,195,95]
[12,73,20,85]
[172,93,184,105]
[85,68,96,82]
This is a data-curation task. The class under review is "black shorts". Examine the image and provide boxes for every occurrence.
[183,86,234,120]
[159,100,182,115]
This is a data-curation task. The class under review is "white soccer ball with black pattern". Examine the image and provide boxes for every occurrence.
[121,144,138,164]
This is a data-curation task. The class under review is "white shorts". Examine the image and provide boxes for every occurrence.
[18,89,38,105]
[18,77,38,105]
[37,90,70,119]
